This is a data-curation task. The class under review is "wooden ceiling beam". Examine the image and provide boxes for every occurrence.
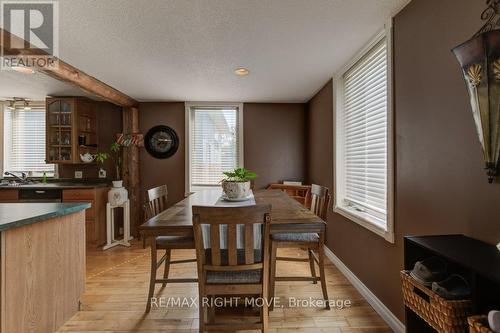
[0,28,138,108]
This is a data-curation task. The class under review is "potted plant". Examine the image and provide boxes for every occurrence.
[221,167,257,199]
[107,142,128,205]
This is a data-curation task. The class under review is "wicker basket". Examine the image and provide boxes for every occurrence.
[401,270,473,333]
[468,315,494,333]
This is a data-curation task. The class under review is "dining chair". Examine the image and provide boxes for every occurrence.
[269,184,331,310]
[266,183,312,208]
[145,185,197,313]
[192,204,271,333]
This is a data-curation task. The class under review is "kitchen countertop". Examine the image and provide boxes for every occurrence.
[0,202,91,231]
[0,181,110,189]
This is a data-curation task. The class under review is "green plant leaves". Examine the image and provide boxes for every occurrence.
[222,167,257,182]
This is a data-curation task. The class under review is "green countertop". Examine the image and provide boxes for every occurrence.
[0,182,109,189]
[0,203,91,231]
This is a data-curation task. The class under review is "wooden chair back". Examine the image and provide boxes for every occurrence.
[192,205,271,273]
[146,185,168,217]
[266,183,311,208]
[193,205,271,333]
[310,184,331,220]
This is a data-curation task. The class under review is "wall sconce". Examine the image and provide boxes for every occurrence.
[453,0,500,183]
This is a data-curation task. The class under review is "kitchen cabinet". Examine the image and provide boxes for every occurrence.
[46,97,98,164]
[0,186,109,246]
[0,189,19,202]
[62,187,108,245]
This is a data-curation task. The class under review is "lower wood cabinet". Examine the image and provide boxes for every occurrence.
[0,187,109,246]
[63,187,109,246]
[0,189,19,202]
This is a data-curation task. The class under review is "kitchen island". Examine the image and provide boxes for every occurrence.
[0,203,89,333]
[0,182,110,246]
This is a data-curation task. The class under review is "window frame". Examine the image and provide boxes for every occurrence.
[333,20,394,243]
[184,102,244,195]
[1,102,55,177]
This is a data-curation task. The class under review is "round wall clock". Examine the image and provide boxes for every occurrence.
[144,125,179,159]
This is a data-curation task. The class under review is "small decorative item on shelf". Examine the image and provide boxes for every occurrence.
[78,134,86,146]
[79,152,95,163]
[221,167,257,200]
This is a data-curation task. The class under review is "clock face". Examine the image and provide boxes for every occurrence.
[144,125,179,159]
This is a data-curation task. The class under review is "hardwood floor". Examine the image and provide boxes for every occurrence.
[57,241,393,333]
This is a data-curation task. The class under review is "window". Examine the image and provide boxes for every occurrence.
[185,103,243,193]
[334,25,394,242]
[3,105,55,176]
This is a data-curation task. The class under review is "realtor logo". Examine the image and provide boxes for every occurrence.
[1,0,59,70]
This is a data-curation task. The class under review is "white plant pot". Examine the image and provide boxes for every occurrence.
[222,181,250,199]
[108,180,128,205]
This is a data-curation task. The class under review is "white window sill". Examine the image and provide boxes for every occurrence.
[333,205,394,243]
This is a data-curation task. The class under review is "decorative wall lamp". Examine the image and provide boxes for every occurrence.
[453,0,500,183]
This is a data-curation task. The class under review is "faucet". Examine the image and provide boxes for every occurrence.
[4,172,28,183]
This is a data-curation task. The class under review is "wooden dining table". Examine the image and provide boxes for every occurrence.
[139,189,325,240]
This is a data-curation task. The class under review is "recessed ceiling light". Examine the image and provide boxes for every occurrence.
[234,67,249,76]
[12,66,35,74]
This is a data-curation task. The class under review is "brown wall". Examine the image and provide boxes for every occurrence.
[59,101,122,179]
[139,102,307,206]
[244,103,307,189]
[139,102,186,206]
[307,0,500,321]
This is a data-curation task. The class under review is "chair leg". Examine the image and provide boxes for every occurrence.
[262,295,269,333]
[162,249,171,287]
[269,240,277,311]
[146,240,157,313]
[199,295,205,333]
[207,295,215,324]
[308,248,317,284]
[318,240,330,310]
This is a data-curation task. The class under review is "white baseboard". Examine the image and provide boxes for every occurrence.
[323,246,405,333]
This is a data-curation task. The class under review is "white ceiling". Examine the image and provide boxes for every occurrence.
[2,0,409,103]
[0,70,97,102]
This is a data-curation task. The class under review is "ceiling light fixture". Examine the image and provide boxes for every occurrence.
[11,66,35,74]
[234,67,250,76]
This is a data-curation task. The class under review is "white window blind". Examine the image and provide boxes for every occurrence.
[338,37,388,228]
[3,106,55,175]
[190,106,240,188]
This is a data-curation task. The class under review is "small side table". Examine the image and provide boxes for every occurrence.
[103,199,132,250]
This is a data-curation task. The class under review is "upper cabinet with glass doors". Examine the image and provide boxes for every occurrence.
[46,97,98,164]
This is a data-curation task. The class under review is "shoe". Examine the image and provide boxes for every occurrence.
[489,310,500,333]
[410,257,447,287]
[431,274,471,300]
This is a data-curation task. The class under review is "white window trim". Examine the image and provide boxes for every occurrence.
[184,102,244,196]
[333,19,394,243]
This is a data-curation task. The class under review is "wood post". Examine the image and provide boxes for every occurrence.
[122,107,141,236]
